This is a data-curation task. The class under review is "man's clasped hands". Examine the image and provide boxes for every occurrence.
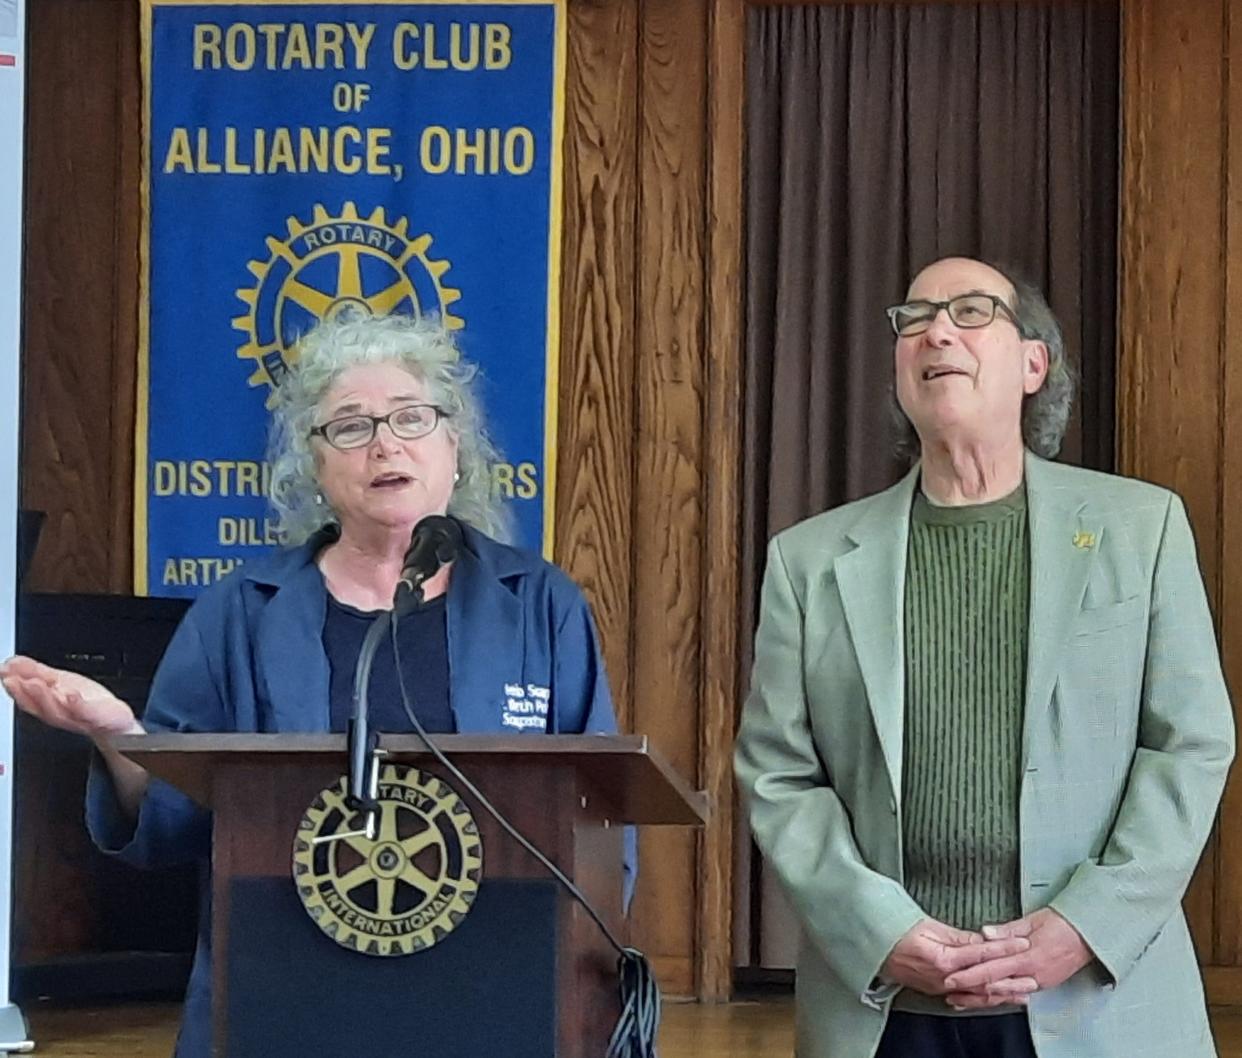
[881,908,1095,1010]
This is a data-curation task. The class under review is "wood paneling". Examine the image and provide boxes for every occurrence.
[1207,968,1242,1008]
[555,0,640,735]
[21,0,139,594]
[556,0,737,997]
[1117,0,1227,531]
[109,0,141,593]
[1219,0,1242,970]
[1116,0,1229,966]
[698,0,746,1003]
[629,0,709,997]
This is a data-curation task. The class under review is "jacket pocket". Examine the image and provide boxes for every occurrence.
[1072,596,1145,637]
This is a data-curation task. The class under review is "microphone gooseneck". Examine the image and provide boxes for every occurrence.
[345,610,390,815]
[347,515,463,817]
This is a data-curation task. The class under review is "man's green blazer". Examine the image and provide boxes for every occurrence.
[735,452,1234,1057]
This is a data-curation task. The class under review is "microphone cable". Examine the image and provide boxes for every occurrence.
[385,613,661,1058]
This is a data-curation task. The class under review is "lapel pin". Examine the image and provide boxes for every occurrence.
[1072,531,1096,551]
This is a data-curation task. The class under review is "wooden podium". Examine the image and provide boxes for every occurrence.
[116,733,707,1058]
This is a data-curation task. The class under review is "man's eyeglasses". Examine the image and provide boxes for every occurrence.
[310,404,447,451]
[885,293,1025,338]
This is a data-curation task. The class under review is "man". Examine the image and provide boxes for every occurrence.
[734,257,1234,1057]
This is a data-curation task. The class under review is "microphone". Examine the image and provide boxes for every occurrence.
[345,515,464,820]
[394,515,463,610]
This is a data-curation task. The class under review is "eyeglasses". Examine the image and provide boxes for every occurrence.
[310,404,447,451]
[885,293,1025,338]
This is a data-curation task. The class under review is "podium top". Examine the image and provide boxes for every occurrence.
[113,732,709,826]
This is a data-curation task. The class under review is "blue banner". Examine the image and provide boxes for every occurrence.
[139,0,564,596]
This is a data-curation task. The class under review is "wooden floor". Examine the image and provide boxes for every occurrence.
[13,999,1242,1056]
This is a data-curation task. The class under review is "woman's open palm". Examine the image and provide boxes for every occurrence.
[0,655,139,738]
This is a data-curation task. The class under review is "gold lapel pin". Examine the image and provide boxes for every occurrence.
[1072,531,1096,550]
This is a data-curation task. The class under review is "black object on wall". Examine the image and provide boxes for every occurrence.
[12,592,196,1002]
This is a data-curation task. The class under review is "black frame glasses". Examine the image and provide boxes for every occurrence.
[885,293,1026,338]
[310,404,448,451]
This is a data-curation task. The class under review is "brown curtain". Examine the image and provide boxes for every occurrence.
[737,2,1120,969]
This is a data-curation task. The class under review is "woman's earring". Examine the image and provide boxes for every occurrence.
[314,491,325,506]
[453,471,461,484]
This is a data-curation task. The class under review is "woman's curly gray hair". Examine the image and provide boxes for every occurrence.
[893,263,1077,461]
[267,313,509,545]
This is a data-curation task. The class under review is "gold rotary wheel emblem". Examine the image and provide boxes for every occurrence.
[293,763,482,957]
[233,202,464,405]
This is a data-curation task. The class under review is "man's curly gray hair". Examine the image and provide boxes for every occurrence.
[893,262,1077,461]
[266,313,509,545]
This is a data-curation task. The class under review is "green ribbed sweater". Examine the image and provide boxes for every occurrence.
[901,486,1029,936]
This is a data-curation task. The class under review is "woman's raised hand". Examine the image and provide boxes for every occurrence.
[0,655,141,740]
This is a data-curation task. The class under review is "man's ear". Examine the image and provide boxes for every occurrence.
[1022,340,1049,395]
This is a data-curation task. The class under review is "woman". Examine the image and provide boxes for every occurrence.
[1,312,629,1058]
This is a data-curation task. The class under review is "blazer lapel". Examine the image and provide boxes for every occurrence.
[252,561,332,732]
[444,540,527,732]
[833,464,921,800]
[1022,452,1101,766]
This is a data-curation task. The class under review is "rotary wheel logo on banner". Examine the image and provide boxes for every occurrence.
[293,763,483,957]
[233,201,464,403]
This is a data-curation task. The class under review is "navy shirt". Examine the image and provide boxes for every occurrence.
[323,594,456,735]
